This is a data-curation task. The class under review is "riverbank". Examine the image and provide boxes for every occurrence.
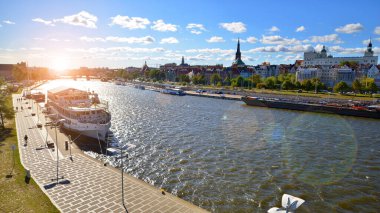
[0,95,58,212]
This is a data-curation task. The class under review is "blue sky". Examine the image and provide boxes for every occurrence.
[0,0,379,69]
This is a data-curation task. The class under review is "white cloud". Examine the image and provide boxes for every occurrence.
[109,15,150,29]
[185,48,234,55]
[79,36,155,44]
[309,34,343,44]
[50,38,59,42]
[55,11,97,28]
[160,37,179,44]
[151,19,178,32]
[247,44,314,53]
[34,11,97,28]
[65,46,166,53]
[296,26,305,32]
[246,36,258,43]
[32,18,55,26]
[220,22,246,33]
[206,36,225,43]
[3,20,15,25]
[284,54,302,61]
[186,23,206,34]
[188,54,210,61]
[269,26,280,32]
[80,36,106,42]
[335,23,363,34]
[374,26,380,35]
[260,35,301,45]
[105,36,155,44]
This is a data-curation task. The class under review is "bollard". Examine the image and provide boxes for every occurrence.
[25,169,31,184]
[65,140,69,150]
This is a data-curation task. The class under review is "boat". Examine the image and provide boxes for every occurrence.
[134,85,145,90]
[161,88,186,96]
[241,96,380,119]
[47,87,111,141]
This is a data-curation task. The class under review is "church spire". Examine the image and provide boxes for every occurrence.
[181,56,184,65]
[235,38,241,60]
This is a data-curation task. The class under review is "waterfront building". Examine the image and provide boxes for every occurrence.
[332,66,356,85]
[303,40,378,66]
[365,64,379,78]
[0,64,15,80]
[295,67,322,82]
[253,64,279,78]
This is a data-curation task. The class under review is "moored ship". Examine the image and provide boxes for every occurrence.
[47,87,111,141]
[241,96,380,119]
[161,88,186,96]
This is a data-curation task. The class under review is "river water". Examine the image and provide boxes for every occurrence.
[39,79,380,212]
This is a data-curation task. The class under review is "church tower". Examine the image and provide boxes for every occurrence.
[232,38,245,67]
[365,38,374,57]
[235,38,242,60]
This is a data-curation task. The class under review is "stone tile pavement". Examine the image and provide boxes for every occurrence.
[13,94,208,213]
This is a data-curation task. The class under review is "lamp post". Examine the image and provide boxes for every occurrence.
[47,113,65,184]
[116,145,129,213]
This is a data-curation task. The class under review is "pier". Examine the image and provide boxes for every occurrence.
[12,94,208,213]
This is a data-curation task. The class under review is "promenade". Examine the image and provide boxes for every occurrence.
[12,94,208,213]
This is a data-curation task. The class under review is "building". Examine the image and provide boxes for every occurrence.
[0,64,15,81]
[295,67,322,82]
[232,39,246,68]
[303,40,378,66]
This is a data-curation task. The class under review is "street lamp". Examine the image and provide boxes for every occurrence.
[47,113,65,184]
[116,145,129,213]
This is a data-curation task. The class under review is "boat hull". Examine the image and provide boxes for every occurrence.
[241,97,380,119]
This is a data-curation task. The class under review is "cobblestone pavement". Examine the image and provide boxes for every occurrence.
[13,94,208,213]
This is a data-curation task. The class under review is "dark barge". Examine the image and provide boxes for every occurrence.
[241,96,380,119]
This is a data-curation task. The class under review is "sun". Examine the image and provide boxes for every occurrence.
[51,57,69,72]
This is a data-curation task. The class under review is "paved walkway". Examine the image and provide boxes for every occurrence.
[13,94,208,213]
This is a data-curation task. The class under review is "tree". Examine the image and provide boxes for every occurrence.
[281,80,293,90]
[192,73,205,85]
[352,79,362,93]
[179,74,190,83]
[264,77,276,89]
[302,79,313,91]
[223,76,231,86]
[0,81,14,129]
[210,73,222,85]
[367,82,378,94]
[333,81,350,93]
[12,62,27,82]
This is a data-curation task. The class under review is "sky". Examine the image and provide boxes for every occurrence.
[0,0,379,70]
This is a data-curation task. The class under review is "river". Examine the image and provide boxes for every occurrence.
[38,79,380,212]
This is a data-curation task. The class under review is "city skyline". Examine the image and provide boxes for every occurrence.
[0,0,380,70]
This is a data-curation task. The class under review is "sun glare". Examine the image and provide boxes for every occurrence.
[51,57,69,72]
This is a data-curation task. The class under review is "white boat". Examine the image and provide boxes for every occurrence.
[47,87,111,141]
[161,88,185,96]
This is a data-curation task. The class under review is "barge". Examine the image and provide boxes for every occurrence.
[241,96,380,119]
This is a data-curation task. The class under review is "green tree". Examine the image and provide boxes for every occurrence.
[264,77,276,89]
[0,81,14,129]
[179,74,190,83]
[12,62,27,82]
[281,80,293,90]
[223,76,231,86]
[192,73,205,85]
[256,83,266,89]
[367,82,378,94]
[302,79,313,91]
[210,73,222,85]
[294,81,301,89]
[333,81,350,93]
[352,79,362,93]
